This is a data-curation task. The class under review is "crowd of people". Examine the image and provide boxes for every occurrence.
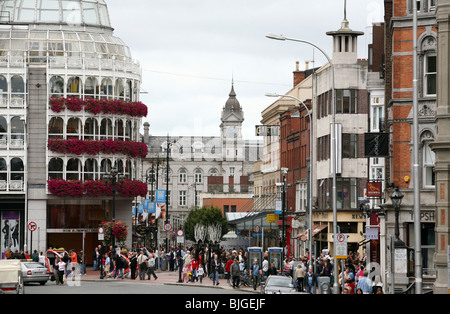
[4,244,384,294]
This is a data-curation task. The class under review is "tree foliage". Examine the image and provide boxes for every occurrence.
[183,206,229,242]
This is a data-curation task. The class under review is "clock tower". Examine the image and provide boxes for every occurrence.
[221,82,244,161]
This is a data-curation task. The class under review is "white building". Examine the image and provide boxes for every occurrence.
[0,0,144,262]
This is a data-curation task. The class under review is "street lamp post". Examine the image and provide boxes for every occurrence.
[165,135,176,253]
[390,187,404,247]
[266,33,339,293]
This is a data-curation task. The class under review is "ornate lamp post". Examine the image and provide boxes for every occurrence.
[390,187,405,247]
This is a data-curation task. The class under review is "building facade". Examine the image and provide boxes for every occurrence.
[0,0,145,262]
[384,0,437,290]
[142,84,262,247]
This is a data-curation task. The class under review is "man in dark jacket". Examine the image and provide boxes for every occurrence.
[231,258,241,288]
[130,252,138,280]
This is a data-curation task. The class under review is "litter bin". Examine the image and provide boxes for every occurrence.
[160,255,167,271]
[318,276,331,294]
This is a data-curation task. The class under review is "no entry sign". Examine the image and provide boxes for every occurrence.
[28,221,37,232]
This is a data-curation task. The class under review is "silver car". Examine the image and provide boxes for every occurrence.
[21,262,50,285]
[261,275,301,294]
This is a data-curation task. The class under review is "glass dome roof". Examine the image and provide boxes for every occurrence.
[0,0,111,28]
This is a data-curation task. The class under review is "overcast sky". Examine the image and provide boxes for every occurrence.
[107,0,385,140]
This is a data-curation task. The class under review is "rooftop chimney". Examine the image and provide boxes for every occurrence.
[293,61,306,87]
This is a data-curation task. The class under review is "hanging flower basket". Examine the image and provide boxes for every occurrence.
[49,97,148,118]
[100,221,128,247]
[47,179,148,198]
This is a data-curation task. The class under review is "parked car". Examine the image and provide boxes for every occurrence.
[21,261,50,285]
[261,275,300,294]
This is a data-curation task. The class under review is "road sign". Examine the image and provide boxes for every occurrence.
[335,233,348,259]
[164,223,172,232]
[267,214,279,223]
[255,225,260,233]
[28,221,37,232]
[98,227,104,240]
[177,229,184,237]
[275,200,282,215]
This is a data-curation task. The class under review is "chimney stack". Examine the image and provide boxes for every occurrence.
[293,61,306,87]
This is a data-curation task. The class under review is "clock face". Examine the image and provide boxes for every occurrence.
[227,127,238,138]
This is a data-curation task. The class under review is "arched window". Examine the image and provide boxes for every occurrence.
[10,117,24,141]
[0,116,7,141]
[50,76,64,98]
[11,75,24,107]
[179,169,187,183]
[48,117,64,138]
[194,169,203,184]
[100,118,113,139]
[209,168,218,176]
[67,158,81,180]
[85,77,99,99]
[125,120,131,140]
[101,78,113,99]
[422,131,435,187]
[84,118,98,140]
[100,159,112,175]
[124,160,132,179]
[115,119,124,138]
[48,158,63,180]
[67,118,81,139]
[116,79,124,100]
[125,80,132,101]
[10,158,24,181]
[67,77,81,98]
[0,75,8,106]
[84,159,98,180]
[0,158,7,189]
[421,36,437,97]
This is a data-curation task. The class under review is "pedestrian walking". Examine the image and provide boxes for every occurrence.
[231,258,241,289]
[197,264,204,283]
[295,263,305,292]
[130,252,137,280]
[251,259,260,291]
[146,254,158,280]
[137,251,147,280]
[356,271,373,294]
[56,257,66,285]
[305,266,315,294]
[212,253,220,286]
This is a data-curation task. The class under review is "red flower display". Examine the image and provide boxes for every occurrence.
[100,221,128,246]
[49,97,148,118]
[48,138,148,158]
[47,179,148,198]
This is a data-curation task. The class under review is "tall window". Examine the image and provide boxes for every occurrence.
[48,158,63,180]
[336,89,357,114]
[423,141,435,187]
[342,134,358,158]
[179,190,187,206]
[0,158,7,186]
[179,169,187,183]
[336,178,358,209]
[194,169,202,184]
[0,116,6,140]
[424,52,437,96]
[0,75,7,106]
[48,117,64,138]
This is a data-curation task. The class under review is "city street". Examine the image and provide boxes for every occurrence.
[24,268,256,295]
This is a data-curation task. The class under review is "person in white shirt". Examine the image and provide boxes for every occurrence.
[56,258,66,285]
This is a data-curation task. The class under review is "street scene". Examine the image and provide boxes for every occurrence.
[1,0,450,297]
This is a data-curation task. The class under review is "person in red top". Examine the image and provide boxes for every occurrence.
[225,255,234,284]
[188,255,199,282]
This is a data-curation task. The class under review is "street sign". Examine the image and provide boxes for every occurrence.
[28,221,37,232]
[177,229,184,237]
[255,225,260,233]
[335,233,348,259]
[98,227,104,240]
[164,223,172,232]
[275,200,282,215]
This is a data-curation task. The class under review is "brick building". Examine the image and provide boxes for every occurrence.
[383,0,437,290]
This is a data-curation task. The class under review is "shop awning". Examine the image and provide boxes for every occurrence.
[292,224,328,241]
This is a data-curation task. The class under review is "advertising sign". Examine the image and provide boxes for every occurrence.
[367,182,382,198]
[1,212,20,255]
[156,190,166,203]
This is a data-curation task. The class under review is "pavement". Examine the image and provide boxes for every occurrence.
[79,267,259,293]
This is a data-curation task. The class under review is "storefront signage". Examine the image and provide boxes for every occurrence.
[365,227,379,240]
[255,125,279,137]
[267,214,279,223]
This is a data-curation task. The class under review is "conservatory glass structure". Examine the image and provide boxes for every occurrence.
[0,0,145,261]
